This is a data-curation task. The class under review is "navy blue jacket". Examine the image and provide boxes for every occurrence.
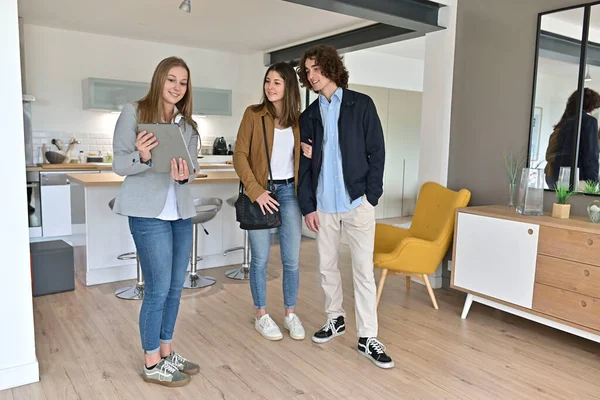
[297,88,385,216]
[551,113,599,183]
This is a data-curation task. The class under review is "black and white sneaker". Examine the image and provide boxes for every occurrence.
[358,337,394,369]
[312,316,346,343]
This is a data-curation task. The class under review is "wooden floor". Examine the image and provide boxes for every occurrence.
[3,239,600,400]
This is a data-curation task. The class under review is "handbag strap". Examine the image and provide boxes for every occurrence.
[262,116,275,186]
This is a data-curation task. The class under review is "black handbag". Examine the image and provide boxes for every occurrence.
[235,116,282,230]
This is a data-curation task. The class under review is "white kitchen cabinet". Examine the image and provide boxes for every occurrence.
[387,89,421,217]
[40,170,100,237]
[453,212,539,309]
[349,84,422,219]
[82,78,232,116]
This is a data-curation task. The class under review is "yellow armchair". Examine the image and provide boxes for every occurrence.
[373,182,471,309]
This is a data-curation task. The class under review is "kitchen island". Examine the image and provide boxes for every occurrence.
[68,171,243,286]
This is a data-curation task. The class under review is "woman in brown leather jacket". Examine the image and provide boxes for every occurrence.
[233,62,305,342]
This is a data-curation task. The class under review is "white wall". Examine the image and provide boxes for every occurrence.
[24,25,247,162]
[418,0,457,189]
[343,50,424,91]
[0,0,39,391]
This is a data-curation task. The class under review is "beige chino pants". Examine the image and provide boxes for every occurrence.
[316,195,378,338]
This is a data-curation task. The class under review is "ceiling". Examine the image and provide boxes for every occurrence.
[548,6,600,32]
[17,0,371,54]
[366,36,426,60]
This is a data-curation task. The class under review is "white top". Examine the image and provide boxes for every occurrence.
[270,127,294,180]
[156,112,183,221]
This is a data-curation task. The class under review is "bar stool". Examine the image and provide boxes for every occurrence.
[108,198,144,300]
[184,197,223,289]
[223,195,250,280]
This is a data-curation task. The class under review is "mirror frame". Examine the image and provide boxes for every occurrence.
[528,1,599,192]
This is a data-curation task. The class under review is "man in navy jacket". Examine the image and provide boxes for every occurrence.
[296,45,393,369]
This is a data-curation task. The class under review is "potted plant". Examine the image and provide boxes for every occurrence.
[552,185,575,219]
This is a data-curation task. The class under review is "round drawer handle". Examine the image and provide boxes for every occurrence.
[528,229,533,235]
[587,239,593,245]
[584,270,590,277]
[581,300,587,307]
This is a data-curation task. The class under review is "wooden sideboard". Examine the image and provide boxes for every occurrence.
[451,205,600,343]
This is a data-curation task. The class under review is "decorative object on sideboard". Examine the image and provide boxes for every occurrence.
[587,200,600,223]
[551,185,574,219]
[504,149,525,209]
[516,167,544,216]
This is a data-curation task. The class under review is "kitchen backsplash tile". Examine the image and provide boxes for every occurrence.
[32,130,113,164]
[32,130,237,163]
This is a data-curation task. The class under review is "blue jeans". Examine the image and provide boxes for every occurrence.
[128,217,192,354]
[248,182,302,309]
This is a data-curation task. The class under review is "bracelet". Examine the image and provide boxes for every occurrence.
[176,178,188,185]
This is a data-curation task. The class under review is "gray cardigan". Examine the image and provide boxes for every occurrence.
[111,103,200,219]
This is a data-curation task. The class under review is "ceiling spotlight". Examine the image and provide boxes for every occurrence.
[179,0,191,13]
[585,65,592,82]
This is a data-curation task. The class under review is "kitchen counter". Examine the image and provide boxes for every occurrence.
[26,163,113,172]
[67,171,238,187]
[69,170,243,286]
[27,162,234,172]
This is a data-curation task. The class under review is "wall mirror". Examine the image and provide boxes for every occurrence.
[529,2,600,195]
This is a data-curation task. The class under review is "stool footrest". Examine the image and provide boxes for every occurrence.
[117,252,137,261]
[223,246,243,255]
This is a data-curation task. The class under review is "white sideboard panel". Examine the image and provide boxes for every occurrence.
[454,213,539,308]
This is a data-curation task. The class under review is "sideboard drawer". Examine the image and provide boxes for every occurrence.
[536,255,600,298]
[538,226,600,267]
[532,283,600,331]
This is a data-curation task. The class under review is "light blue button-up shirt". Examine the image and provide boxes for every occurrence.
[316,87,362,214]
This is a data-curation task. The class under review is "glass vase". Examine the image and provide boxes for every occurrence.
[516,168,544,216]
[587,200,600,223]
[508,182,516,209]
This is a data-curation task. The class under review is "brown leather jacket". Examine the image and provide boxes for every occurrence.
[233,105,300,202]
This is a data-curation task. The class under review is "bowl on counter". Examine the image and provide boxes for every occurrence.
[45,151,66,164]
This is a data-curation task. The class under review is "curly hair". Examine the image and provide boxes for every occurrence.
[554,87,600,130]
[296,45,349,91]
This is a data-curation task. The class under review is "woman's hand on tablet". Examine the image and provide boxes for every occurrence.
[171,158,190,181]
[136,131,158,162]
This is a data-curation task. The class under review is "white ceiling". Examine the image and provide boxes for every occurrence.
[366,36,426,60]
[550,7,600,32]
[17,0,371,54]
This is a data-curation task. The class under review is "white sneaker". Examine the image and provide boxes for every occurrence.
[283,313,305,340]
[255,314,283,341]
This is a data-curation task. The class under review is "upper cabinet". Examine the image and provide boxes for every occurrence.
[82,78,232,116]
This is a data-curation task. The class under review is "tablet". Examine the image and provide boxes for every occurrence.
[138,123,196,174]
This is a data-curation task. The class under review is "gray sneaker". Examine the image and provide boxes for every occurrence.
[142,359,190,387]
[165,352,200,375]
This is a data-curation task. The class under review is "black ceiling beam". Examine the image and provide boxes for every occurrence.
[539,30,600,67]
[268,0,446,65]
[266,23,417,66]
[282,0,445,32]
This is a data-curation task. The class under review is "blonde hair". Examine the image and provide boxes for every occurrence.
[137,56,198,132]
